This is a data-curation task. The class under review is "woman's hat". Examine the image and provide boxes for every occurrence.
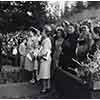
[80,25,89,32]
[56,26,64,32]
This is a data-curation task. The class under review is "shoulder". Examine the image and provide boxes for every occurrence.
[87,33,92,39]
[43,37,51,43]
[20,43,23,46]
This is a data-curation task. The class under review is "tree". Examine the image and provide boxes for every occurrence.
[63,1,86,18]
[0,1,48,33]
[88,1,100,9]
[75,1,86,13]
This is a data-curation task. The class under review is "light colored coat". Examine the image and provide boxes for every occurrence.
[19,42,26,68]
[19,42,26,56]
[24,38,34,71]
[39,37,52,79]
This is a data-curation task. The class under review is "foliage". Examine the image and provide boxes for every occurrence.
[0,1,48,33]
[87,1,100,9]
[75,1,86,12]
[63,1,87,19]
[63,1,100,19]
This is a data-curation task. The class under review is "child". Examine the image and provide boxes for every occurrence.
[30,31,41,83]
[19,39,27,69]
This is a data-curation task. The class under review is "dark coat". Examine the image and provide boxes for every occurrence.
[76,32,94,61]
[59,33,78,68]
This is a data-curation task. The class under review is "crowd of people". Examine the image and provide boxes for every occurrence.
[0,18,100,93]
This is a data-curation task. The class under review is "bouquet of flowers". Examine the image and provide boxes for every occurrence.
[87,48,100,81]
[72,48,100,82]
[80,48,100,81]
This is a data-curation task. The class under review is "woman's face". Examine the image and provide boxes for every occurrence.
[42,29,47,38]
[67,26,74,34]
[23,39,26,43]
[81,27,87,32]
[81,27,89,34]
[57,30,62,38]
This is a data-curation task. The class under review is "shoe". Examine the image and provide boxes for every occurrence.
[29,79,35,84]
[37,75,40,81]
[40,89,47,94]
[46,87,51,92]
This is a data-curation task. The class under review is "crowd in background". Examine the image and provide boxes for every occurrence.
[0,18,100,93]
[1,31,28,65]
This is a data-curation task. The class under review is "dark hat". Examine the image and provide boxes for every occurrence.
[56,26,64,32]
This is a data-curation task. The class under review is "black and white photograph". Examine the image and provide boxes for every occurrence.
[0,0,100,99]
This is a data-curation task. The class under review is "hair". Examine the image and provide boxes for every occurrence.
[67,25,75,33]
[93,27,100,36]
[56,28,65,38]
[43,25,52,37]
[21,38,27,43]
[79,25,89,33]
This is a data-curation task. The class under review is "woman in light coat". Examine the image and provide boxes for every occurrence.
[24,33,34,81]
[39,25,52,93]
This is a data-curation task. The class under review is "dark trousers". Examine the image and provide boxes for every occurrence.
[12,55,18,66]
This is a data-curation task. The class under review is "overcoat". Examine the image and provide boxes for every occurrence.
[39,37,52,79]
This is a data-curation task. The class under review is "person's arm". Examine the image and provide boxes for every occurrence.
[19,44,24,55]
[88,34,94,49]
[40,39,51,58]
[31,27,40,35]
[40,41,49,56]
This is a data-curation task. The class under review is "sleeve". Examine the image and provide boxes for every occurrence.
[40,39,51,56]
[19,44,24,55]
[88,34,94,47]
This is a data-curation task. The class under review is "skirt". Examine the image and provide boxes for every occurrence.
[33,59,38,70]
[39,57,51,79]
[20,55,25,68]
[24,56,34,71]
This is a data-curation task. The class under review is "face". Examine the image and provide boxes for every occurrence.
[81,27,87,32]
[23,39,26,43]
[42,29,47,38]
[30,31,33,37]
[67,26,74,34]
[57,30,62,38]
[81,26,89,34]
